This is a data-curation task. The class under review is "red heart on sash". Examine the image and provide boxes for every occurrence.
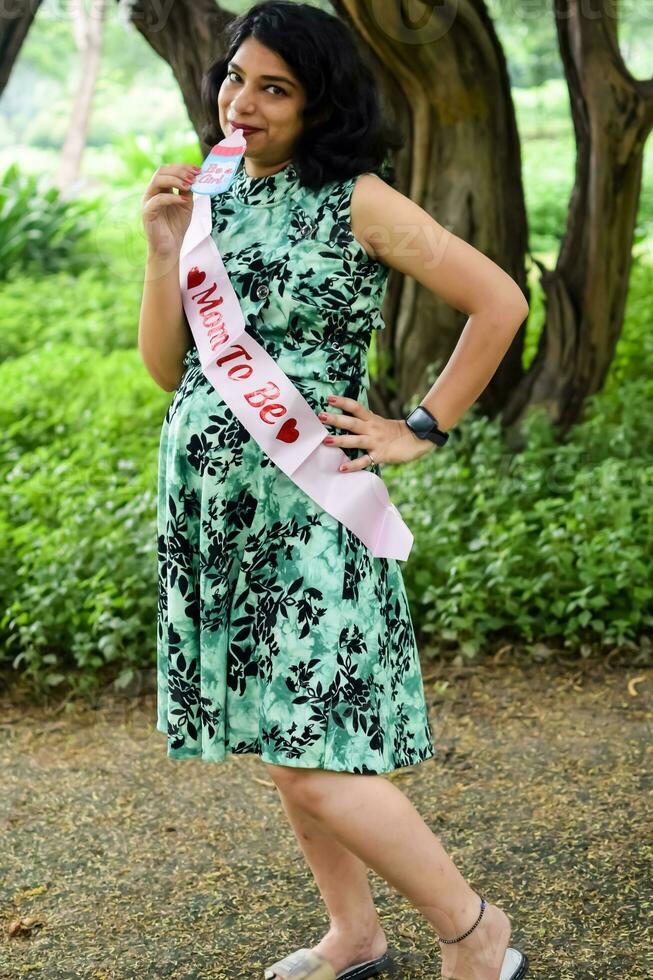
[277,418,299,443]
[187,267,206,289]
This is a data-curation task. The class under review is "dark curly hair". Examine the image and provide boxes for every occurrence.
[200,0,405,190]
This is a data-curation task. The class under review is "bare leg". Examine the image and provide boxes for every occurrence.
[266,764,513,980]
[268,783,389,978]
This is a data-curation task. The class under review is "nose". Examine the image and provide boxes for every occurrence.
[229,84,257,116]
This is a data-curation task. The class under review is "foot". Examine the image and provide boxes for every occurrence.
[439,902,512,980]
[269,921,388,979]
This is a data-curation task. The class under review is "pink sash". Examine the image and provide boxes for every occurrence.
[178,192,413,561]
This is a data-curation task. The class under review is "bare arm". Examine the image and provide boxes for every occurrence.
[138,252,193,393]
[352,174,529,433]
[137,163,201,393]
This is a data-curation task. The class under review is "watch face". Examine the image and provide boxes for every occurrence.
[407,407,449,446]
[407,407,436,438]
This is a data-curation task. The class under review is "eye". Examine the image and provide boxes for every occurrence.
[226,70,286,96]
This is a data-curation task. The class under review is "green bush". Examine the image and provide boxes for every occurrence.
[0,163,100,280]
[112,131,202,188]
[0,267,143,361]
[0,343,167,695]
[393,386,653,660]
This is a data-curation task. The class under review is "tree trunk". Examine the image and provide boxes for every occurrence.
[502,0,653,435]
[55,0,110,193]
[0,0,46,96]
[332,0,530,423]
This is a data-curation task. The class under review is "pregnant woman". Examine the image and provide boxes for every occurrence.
[138,3,530,979]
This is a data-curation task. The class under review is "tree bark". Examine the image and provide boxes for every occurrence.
[502,0,653,435]
[332,0,530,423]
[55,0,110,193]
[0,0,46,96]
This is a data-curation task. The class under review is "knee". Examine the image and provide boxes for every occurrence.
[264,763,326,812]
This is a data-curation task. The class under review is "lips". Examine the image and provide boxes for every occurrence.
[230,121,262,133]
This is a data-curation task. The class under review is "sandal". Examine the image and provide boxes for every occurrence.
[437,898,529,980]
[263,946,392,980]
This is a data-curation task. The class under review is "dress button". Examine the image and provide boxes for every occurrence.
[256,284,269,299]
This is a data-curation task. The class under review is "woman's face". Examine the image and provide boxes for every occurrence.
[217,36,307,173]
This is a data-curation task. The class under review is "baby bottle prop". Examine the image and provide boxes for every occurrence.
[190,129,247,196]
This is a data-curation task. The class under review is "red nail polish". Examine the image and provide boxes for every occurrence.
[324,436,333,444]
[327,395,336,403]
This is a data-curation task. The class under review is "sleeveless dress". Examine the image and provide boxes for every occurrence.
[156,157,435,774]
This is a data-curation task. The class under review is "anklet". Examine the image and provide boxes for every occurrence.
[437,898,487,944]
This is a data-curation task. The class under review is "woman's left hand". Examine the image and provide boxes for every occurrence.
[318,394,437,472]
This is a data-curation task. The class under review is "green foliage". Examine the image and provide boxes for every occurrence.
[0,343,167,696]
[394,395,653,661]
[487,0,653,87]
[487,0,562,88]
[112,132,203,188]
[0,267,143,360]
[0,163,100,280]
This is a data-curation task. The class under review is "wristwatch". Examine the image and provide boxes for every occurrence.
[404,405,449,447]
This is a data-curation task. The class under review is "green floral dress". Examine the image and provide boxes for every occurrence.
[156,157,435,774]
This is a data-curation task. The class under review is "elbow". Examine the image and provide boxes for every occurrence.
[511,287,530,323]
[161,374,182,393]
[138,346,182,393]
[487,291,529,333]
[502,289,529,324]
[516,293,529,323]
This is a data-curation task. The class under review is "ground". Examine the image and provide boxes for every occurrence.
[0,650,650,979]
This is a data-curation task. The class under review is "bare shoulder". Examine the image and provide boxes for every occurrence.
[349,172,422,265]
[349,172,394,262]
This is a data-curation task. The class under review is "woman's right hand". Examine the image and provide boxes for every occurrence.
[141,163,202,258]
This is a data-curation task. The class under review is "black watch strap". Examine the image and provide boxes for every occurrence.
[405,406,449,446]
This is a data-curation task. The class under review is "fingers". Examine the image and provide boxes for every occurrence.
[322,432,378,472]
[339,451,377,473]
[143,164,201,203]
[318,394,370,433]
[319,409,364,433]
[143,192,193,213]
[323,432,368,450]
[326,394,371,419]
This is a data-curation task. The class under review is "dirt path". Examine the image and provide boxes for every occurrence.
[1,653,650,979]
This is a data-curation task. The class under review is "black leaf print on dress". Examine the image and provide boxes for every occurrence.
[187,432,213,475]
[156,159,435,773]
